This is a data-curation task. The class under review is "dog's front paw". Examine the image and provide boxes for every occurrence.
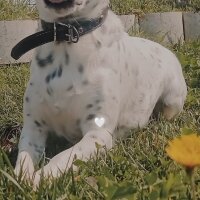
[33,166,55,189]
[33,171,41,190]
[14,151,35,181]
[14,164,34,182]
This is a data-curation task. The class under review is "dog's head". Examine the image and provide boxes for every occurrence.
[36,0,109,22]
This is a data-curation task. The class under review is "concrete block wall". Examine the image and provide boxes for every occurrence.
[120,15,136,32]
[183,12,200,41]
[0,12,199,64]
[139,12,200,43]
[139,12,184,44]
[0,20,38,65]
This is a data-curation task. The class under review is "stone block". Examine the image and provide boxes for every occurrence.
[0,20,38,65]
[183,12,200,40]
[139,12,184,44]
[119,15,136,32]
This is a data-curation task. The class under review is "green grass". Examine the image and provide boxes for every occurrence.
[0,39,200,199]
[110,0,200,15]
[1,0,200,20]
[0,0,38,20]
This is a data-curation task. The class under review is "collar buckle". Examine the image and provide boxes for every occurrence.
[55,22,80,43]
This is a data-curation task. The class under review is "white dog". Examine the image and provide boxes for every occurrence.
[14,0,187,186]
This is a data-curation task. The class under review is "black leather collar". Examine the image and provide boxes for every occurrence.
[11,8,108,60]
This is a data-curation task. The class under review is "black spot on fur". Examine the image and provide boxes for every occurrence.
[65,53,69,65]
[87,114,96,120]
[96,106,102,111]
[51,70,57,80]
[33,144,38,148]
[125,63,128,70]
[47,87,53,95]
[25,97,30,103]
[67,85,73,91]
[92,2,98,8]
[57,65,63,77]
[78,64,84,73]
[76,119,81,133]
[45,74,51,83]
[34,120,42,127]
[46,66,63,83]
[76,119,81,127]
[158,64,162,68]
[42,120,46,125]
[112,96,116,101]
[96,40,102,48]
[34,144,44,154]
[36,53,53,67]
[118,43,121,51]
[95,100,101,104]
[150,54,154,59]
[28,142,32,146]
[86,104,93,109]
[82,80,89,85]
[35,148,43,154]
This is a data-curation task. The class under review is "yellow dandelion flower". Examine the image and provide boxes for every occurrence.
[166,134,200,169]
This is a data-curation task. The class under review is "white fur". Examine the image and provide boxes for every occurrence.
[15,0,187,186]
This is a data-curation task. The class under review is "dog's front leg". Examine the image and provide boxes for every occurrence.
[34,129,113,185]
[15,122,48,180]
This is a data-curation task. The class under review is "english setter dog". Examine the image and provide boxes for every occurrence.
[14,0,187,186]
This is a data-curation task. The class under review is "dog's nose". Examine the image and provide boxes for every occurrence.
[44,0,74,8]
[48,0,68,3]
